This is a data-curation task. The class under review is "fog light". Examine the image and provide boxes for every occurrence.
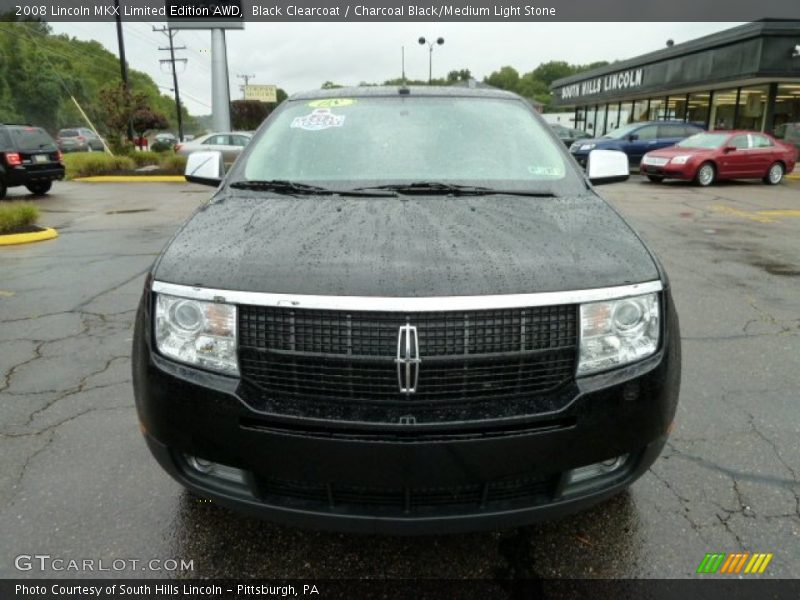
[565,454,629,486]
[184,455,246,484]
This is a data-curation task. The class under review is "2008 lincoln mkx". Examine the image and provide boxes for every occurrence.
[132,86,681,534]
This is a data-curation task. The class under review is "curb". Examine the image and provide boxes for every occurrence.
[787,174,800,181]
[0,227,58,246]
[74,175,186,183]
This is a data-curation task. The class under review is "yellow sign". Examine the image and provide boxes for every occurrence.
[308,98,357,108]
[244,85,278,103]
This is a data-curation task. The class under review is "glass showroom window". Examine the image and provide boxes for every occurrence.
[631,99,649,123]
[647,98,665,120]
[772,84,800,149]
[686,92,711,128]
[575,106,586,132]
[709,88,738,131]
[585,105,597,135]
[735,86,768,130]
[666,96,687,121]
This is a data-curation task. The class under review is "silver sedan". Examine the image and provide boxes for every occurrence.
[175,132,252,163]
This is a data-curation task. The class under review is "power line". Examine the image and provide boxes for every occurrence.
[153,26,186,142]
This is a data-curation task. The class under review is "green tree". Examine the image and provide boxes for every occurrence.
[131,109,169,138]
[447,69,473,82]
[230,100,270,130]
[531,61,576,86]
[484,66,521,92]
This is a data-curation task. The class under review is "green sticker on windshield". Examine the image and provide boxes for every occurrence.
[308,98,356,108]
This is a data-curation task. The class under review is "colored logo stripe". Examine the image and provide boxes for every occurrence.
[697,553,726,573]
[719,553,749,573]
[744,553,773,574]
[697,552,773,574]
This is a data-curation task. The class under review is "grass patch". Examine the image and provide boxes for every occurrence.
[130,151,163,168]
[63,153,136,180]
[159,154,188,174]
[0,201,40,234]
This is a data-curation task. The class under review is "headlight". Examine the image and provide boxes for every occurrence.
[155,293,238,375]
[579,143,596,151]
[578,293,659,376]
[670,155,691,165]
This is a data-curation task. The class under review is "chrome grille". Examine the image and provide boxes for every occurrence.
[238,304,578,423]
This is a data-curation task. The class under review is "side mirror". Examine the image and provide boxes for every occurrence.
[587,149,630,185]
[723,146,737,153]
[628,133,639,141]
[185,151,224,186]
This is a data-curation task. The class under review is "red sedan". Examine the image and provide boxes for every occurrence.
[640,131,797,186]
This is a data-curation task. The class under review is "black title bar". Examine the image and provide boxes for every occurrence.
[1,0,799,22]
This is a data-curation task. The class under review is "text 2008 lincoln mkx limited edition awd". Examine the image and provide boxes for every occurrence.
[132,87,680,534]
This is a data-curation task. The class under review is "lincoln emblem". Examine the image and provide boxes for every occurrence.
[395,324,421,393]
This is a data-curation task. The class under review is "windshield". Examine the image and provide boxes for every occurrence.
[601,123,642,139]
[12,127,57,152]
[235,95,583,194]
[59,129,79,137]
[676,133,729,149]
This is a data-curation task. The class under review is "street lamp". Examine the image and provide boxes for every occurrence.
[418,36,444,84]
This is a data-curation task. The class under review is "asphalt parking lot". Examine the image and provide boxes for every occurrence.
[1,176,799,579]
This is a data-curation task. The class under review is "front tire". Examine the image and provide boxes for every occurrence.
[647,175,664,183]
[695,162,716,187]
[26,181,52,196]
[764,162,784,185]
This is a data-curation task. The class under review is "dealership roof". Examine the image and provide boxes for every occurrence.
[551,20,800,89]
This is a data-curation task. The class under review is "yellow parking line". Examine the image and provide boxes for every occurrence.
[756,209,800,218]
[711,204,779,224]
[74,175,186,183]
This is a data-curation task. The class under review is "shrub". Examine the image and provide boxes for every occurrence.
[159,154,188,174]
[130,151,162,168]
[62,153,136,180]
[0,202,40,234]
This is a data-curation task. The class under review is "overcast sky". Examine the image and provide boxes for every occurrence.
[51,22,742,115]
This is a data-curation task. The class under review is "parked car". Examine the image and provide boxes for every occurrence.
[773,122,800,151]
[570,121,703,167]
[641,131,797,186]
[154,132,178,146]
[133,86,680,534]
[0,124,64,198]
[550,123,591,147]
[174,132,252,162]
[56,127,104,153]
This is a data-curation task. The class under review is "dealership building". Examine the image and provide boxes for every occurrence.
[550,20,800,137]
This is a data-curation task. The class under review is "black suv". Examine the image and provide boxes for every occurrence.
[0,125,64,198]
[133,87,680,534]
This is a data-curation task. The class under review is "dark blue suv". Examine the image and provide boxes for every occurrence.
[570,121,703,167]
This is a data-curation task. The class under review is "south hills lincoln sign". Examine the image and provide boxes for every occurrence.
[558,68,644,101]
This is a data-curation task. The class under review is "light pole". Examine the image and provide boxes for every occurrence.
[418,36,444,84]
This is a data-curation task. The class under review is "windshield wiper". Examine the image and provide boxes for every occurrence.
[229,179,395,197]
[351,182,556,197]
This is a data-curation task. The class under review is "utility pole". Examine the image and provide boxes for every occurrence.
[153,26,186,142]
[113,0,133,142]
[237,74,255,99]
[210,29,232,132]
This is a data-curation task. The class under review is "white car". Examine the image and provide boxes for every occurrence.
[175,132,252,162]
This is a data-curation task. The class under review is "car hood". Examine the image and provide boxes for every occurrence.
[153,192,659,297]
[574,138,617,149]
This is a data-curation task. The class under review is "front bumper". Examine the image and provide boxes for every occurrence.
[133,289,680,534]
[640,163,694,180]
